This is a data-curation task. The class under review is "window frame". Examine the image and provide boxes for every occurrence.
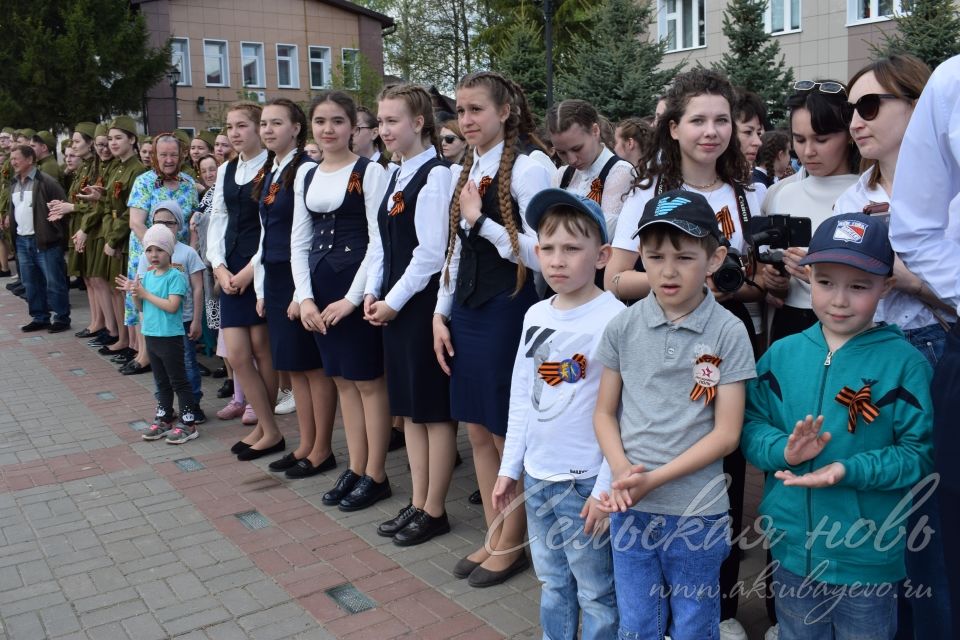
[276,43,299,89]
[658,0,707,53]
[846,0,908,25]
[341,48,361,90]
[202,39,229,88]
[170,37,192,86]
[765,0,803,35]
[240,41,266,89]
[308,45,332,90]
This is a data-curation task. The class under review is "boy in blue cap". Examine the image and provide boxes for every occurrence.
[742,211,934,639]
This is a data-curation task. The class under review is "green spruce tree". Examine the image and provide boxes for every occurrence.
[872,0,960,70]
[495,9,547,117]
[557,0,681,121]
[714,0,794,125]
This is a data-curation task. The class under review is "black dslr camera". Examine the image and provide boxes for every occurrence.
[711,215,812,293]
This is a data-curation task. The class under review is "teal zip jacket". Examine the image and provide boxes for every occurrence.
[742,322,933,586]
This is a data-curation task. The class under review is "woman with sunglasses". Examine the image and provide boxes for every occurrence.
[439,120,467,165]
[761,80,861,341]
[837,53,955,640]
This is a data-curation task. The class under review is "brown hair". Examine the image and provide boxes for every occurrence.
[253,98,308,201]
[639,224,720,255]
[356,105,389,167]
[546,99,600,135]
[445,71,526,295]
[377,83,440,154]
[846,53,931,188]
[309,90,357,128]
[506,78,551,157]
[226,101,263,129]
[757,130,790,179]
[151,133,184,179]
[537,205,603,243]
[615,117,655,161]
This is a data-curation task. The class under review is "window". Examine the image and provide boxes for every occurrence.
[203,39,229,87]
[341,48,361,90]
[766,0,801,34]
[659,0,706,52]
[171,38,191,85]
[276,44,299,89]
[848,0,908,23]
[309,46,331,89]
[241,42,265,88]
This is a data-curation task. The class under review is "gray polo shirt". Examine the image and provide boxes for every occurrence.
[596,290,756,516]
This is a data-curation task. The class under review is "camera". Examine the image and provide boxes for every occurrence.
[749,215,812,275]
[713,246,746,294]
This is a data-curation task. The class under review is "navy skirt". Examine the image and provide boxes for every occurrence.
[220,253,266,328]
[311,259,383,381]
[264,262,323,372]
[449,280,537,436]
[384,274,451,424]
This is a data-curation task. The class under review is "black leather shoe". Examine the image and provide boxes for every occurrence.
[468,489,482,504]
[0,270,10,278]
[387,428,405,451]
[98,343,121,354]
[21,321,51,332]
[75,327,100,338]
[236,438,285,461]
[212,365,227,378]
[467,554,530,588]
[216,379,234,399]
[338,475,391,512]
[110,348,136,364]
[285,453,336,479]
[6,280,21,291]
[377,503,419,538]
[230,440,252,454]
[321,470,360,506]
[89,333,118,347]
[268,452,300,472]
[198,362,211,377]
[48,321,71,334]
[393,510,450,547]
[120,362,151,375]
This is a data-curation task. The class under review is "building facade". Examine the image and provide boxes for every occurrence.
[134,0,393,135]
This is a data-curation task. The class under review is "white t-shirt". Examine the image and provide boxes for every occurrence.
[12,180,34,236]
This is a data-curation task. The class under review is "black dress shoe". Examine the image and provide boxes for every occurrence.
[48,321,71,334]
[89,333,118,347]
[216,379,234,399]
[212,365,227,378]
[98,343,122,355]
[21,321,51,332]
[75,327,97,338]
[268,452,300,472]
[393,510,450,547]
[13,287,26,299]
[377,503,419,537]
[321,470,361,506]
[120,362,151,375]
[0,270,10,278]
[468,489,482,505]
[198,362,211,377]
[467,554,530,588]
[452,556,482,579]
[231,440,252,454]
[6,280,21,291]
[236,438,286,461]
[338,475,391,512]
[110,348,136,364]
[387,428,405,451]
[285,453,337,479]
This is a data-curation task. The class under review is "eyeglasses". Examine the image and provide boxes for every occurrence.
[441,135,463,144]
[842,93,903,122]
[152,220,178,228]
[354,126,374,132]
[794,80,846,95]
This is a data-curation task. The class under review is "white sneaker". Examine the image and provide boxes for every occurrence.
[764,624,779,640]
[720,619,748,640]
[274,388,296,415]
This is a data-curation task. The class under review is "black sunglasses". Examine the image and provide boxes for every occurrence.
[441,135,463,144]
[794,80,846,95]
[152,220,178,228]
[842,93,904,122]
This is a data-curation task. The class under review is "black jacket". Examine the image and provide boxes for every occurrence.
[7,168,68,250]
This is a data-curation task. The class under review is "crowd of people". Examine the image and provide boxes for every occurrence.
[1,51,958,640]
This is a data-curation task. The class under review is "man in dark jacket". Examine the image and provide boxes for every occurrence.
[3,145,70,332]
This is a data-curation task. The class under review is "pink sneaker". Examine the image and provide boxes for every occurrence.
[241,404,258,425]
[216,400,244,420]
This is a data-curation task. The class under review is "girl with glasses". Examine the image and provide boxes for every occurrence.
[354,106,390,169]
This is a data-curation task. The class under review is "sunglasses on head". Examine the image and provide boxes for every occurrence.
[794,80,846,96]
[441,135,462,144]
[842,93,906,122]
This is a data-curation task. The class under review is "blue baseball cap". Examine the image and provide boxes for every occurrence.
[799,212,894,276]
[633,189,723,242]
[525,188,609,243]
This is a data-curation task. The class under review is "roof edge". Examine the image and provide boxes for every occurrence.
[321,0,394,27]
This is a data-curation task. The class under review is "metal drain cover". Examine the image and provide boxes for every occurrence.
[129,420,148,431]
[97,391,115,400]
[235,510,271,530]
[326,583,376,614]
[70,368,85,376]
[174,458,205,472]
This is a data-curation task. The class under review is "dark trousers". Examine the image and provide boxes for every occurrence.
[15,234,69,324]
[720,448,746,620]
[145,335,196,419]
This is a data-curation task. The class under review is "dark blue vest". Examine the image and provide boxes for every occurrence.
[259,153,314,265]
[223,157,266,262]
[454,171,525,308]
[377,158,447,298]
[304,156,371,274]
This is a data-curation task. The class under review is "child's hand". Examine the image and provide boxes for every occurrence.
[188,317,202,340]
[776,461,846,488]
[362,294,377,319]
[611,463,655,509]
[783,248,810,283]
[104,243,116,258]
[230,268,253,295]
[459,180,482,225]
[432,314,454,376]
[784,415,830,466]
[365,301,397,326]
[580,496,610,536]
[115,274,137,294]
[287,300,300,321]
[491,476,517,513]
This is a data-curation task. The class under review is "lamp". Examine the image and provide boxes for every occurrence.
[166,68,181,128]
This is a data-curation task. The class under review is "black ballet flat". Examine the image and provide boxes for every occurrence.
[230,441,252,454]
[236,438,286,461]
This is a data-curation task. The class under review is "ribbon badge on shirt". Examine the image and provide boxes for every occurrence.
[690,354,722,405]
[388,191,404,217]
[347,171,362,195]
[538,354,587,386]
[263,182,281,206]
[586,177,603,204]
[477,175,493,197]
[716,206,735,240]
[73,176,89,203]
[113,181,123,201]
[835,384,880,433]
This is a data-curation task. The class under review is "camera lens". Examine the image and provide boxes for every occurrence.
[713,254,745,293]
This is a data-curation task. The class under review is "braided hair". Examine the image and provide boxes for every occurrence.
[377,83,441,158]
[252,98,308,201]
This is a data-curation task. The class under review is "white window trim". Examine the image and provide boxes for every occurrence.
[846,0,907,26]
[341,48,361,90]
[203,39,229,88]
[764,0,802,35]
[171,37,192,86]
[658,0,706,53]
[240,41,266,89]
[276,43,299,89]
[308,45,332,90]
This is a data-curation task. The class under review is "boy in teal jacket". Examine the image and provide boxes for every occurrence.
[743,212,933,639]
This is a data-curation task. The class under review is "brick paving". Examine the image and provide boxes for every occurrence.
[0,285,773,639]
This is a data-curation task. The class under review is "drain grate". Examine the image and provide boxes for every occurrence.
[326,583,376,614]
[174,457,205,472]
[129,420,148,431]
[70,368,86,376]
[97,391,115,400]
[235,510,271,530]
[48,351,62,358]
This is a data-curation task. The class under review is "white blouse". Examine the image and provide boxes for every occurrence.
[551,145,634,238]
[205,149,269,271]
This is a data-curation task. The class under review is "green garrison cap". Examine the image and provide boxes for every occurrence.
[35,131,56,149]
[1,127,14,135]
[109,116,138,137]
[139,135,153,145]
[20,128,36,139]
[197,129,217,149]
[74,122,97,138]
[60,138,71,152]
[173,129,191,147]
[94,123,109,138]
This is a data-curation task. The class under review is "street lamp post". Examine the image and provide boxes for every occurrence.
[167,68,181,130]
[544,0,554,110]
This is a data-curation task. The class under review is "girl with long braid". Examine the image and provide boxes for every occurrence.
[434,71,551,587]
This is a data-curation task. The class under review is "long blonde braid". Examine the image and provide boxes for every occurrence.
[496,114,527,296]
[443,146,474,287]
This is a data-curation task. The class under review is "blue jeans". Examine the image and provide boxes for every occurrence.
[15,235,69,324]
[609,510,730,640]
[902,323,949,368]
[773,565,897,640]
[524,474,617,640]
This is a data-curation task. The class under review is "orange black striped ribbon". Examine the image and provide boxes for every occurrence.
[835,385,879,433]
[253,166,266,185]
[586,177,603,204]
[263,182,281,205]
[113,181,123,200]
[716,206,735,240]
[347,171,362,194]
[477,175,493,197]
[538,353,587,386]
[388,191,404,217]
[690,354,723,405]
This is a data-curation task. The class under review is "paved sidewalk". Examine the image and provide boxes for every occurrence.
[0,286,773,639]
